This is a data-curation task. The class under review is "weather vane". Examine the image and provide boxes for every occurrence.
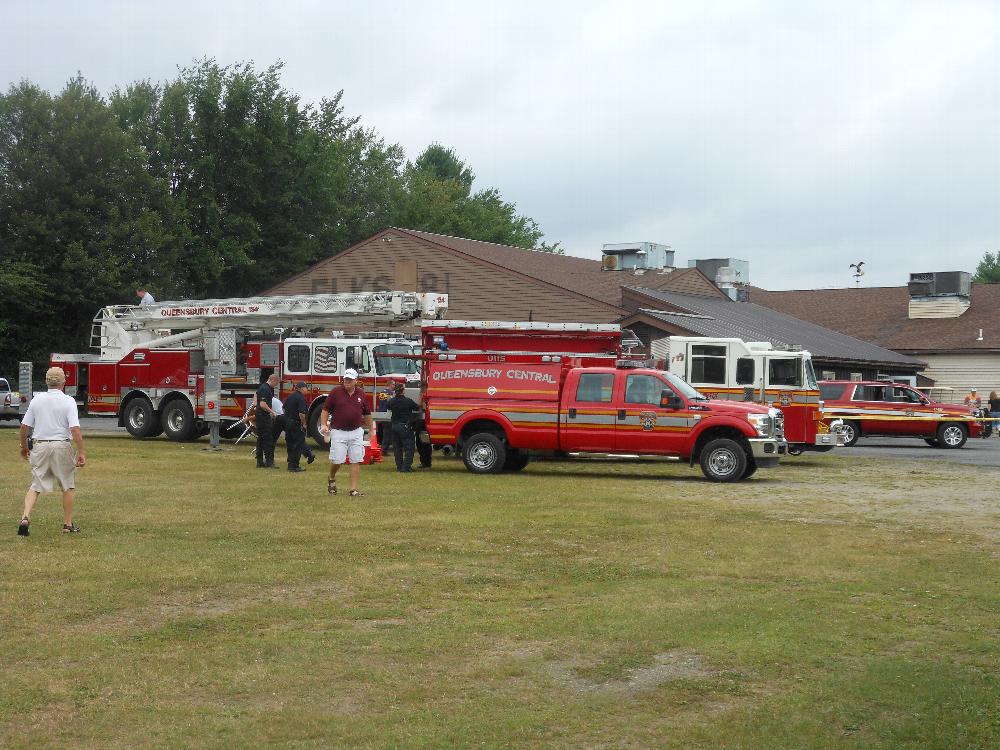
[849,261,865,287]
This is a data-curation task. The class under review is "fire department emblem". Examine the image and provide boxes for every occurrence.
[487,386,497,396]
[640,411,656,431]
[779,393,791,407]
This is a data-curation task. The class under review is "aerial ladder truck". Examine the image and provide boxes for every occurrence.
[48,291,448,448]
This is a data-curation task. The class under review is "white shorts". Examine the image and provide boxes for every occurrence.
[329,427,365,464]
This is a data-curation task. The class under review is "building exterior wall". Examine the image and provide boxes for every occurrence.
[908,352,1000,400]
[266,234,622,324]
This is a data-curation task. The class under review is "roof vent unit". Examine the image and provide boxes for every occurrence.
[688,258,750,294]
[907,271,971,319]
[601,242,674,271]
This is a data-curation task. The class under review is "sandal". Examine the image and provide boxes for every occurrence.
[63,523,80,534]
[327,478,337,495]
[349,489,364,497]
[17,517,29,537]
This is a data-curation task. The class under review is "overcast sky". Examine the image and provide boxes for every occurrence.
[4,0,999,290]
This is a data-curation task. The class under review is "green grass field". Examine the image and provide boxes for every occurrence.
[1,431,997,749]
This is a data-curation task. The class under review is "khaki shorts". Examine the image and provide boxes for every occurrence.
[29,441,77,492]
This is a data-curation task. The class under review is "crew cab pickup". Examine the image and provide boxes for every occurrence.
[819,380,980,448]
[423,321,788,482]
[0,378,23,421]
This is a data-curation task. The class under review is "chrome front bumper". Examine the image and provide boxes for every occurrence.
[747,437,788,468]
[817,419,847,447]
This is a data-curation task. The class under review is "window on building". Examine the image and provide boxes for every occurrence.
[576,373,614,403]
[690,344,726,384]
[285,344,310,374]
[822,370,836,380]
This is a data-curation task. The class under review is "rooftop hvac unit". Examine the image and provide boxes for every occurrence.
[601,254,620,271]
[907,271,971,297]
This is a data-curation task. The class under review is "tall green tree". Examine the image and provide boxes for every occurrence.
[972,251,1000,283]
[0,77,178,376]
[395,144,544,249]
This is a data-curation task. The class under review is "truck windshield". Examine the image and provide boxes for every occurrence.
[374,344,418,375]
[804,359,818,389]
[661,371,708,401]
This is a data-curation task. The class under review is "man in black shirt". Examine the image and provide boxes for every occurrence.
[255,373,280,468]
[385,382,420,472]
[283,381,316,471]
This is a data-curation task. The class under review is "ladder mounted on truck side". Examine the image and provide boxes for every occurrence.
[90,291,448,449]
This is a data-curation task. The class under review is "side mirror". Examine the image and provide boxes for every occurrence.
[660,390,682,409]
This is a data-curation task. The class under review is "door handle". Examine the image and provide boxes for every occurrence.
[618,409,626,419]
[568,408,577,419]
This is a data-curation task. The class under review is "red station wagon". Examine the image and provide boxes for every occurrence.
[818,380,981,448]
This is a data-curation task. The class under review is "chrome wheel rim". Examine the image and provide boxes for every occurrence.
[468,442,497,470]
[128,408,146,430]
[942,425,964,446]
[166,408,185,432]
[708,447,738,477]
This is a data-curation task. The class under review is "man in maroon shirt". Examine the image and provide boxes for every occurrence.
[319,368,373,497]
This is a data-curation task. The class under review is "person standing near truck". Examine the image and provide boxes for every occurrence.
[319,368,372,497]
[385,382,420,472]
[283,381,316,471]
[255,373,280,468]
[989,391,1000,439]
[17,367,86,536]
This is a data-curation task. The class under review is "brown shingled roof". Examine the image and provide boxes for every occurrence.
[396,228,722,308]
[749,284,1000,353]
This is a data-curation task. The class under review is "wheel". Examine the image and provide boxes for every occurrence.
[462,432,506,474]
[123,398,158,438]
[699,438,748,483]
[840,420,860,447]
[741,459,758,479]
[936,422,967,449]
[161,398,197,441]
[503,450,530,472]
[787,445,804,456]
[924,438,939,447]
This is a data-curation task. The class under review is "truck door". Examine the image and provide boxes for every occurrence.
[614,372,694,454]
[560,371,617,452]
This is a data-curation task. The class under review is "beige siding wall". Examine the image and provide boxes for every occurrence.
[267,235,621,323]
[916,353,1000,403]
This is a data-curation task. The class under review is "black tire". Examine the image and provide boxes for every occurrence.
[308,402,328,448]
[924,438,939,447]
[741,459,758,479]
[503,450,530,472]
[462,432,506,474]
[840,420,860,447]
[123,398,158,438]
[787,445,804,456]
[161,398,197,441]
[699,438,749,483]
[936,422,967,449]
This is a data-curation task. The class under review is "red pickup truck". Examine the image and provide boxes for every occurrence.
[422,321,788,482]
[818,380,980,448]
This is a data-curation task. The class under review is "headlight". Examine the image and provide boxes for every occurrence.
[748,413,772,437]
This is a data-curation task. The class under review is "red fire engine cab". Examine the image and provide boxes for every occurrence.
[660,336,845,455]
[51,291,447,447]
[421,321,787,482]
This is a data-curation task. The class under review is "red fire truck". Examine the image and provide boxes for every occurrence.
[659,336,845,455]
[50,291,447,447]
[421,321,788,482]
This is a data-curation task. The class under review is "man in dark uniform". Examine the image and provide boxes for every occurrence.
[414,385,432,469]
[255,373,280,468]
[385,382,420,472]
[283,381,316,472]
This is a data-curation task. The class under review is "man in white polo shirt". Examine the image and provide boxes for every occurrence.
[18,367,86,536]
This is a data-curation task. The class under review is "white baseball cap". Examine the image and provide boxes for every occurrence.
[343,368,359,380]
